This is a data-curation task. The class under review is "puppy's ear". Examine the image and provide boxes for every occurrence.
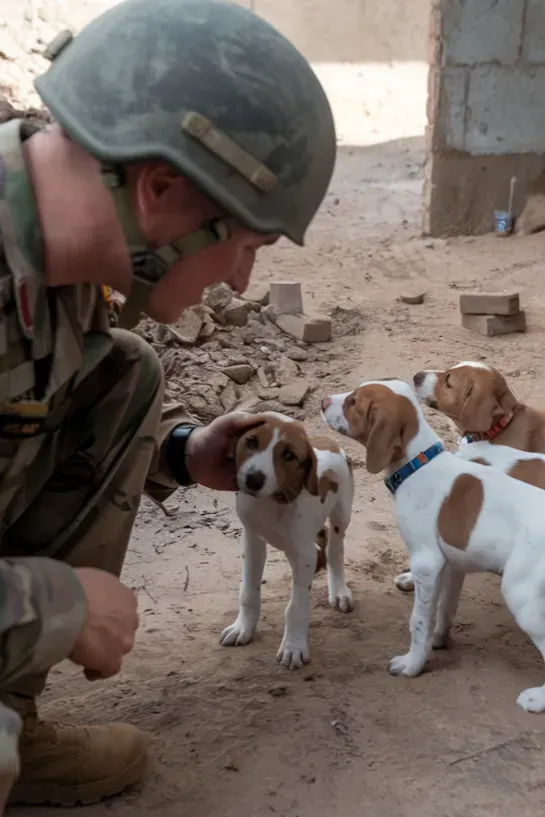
[366,411,402,474]
[303,444,319,496]
[497,387,518,416]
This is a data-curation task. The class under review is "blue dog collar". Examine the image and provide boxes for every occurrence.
[384,442,445,495]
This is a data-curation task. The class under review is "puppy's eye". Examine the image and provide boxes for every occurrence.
[283,449,297,462]
[245,435,259,450]
[445,373,451,388]
[346,395,356,409]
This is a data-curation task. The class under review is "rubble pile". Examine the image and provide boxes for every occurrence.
[133,281,335,422]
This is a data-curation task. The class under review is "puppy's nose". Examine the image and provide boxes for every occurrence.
[413,372,426,388]
[245,469,265,492]
[321,397,332,412]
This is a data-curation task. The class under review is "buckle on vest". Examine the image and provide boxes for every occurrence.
[0,401,48,438]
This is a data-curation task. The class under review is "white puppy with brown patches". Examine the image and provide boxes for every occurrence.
[221,411,354,670]
[395,361,545,593]
[322,378,545,713]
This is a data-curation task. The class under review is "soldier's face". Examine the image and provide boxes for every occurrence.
[146,227,278,324]
[129,163,279,323]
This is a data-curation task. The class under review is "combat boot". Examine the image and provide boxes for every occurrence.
[5,694,148,807]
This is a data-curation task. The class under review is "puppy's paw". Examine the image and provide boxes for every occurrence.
[220,619,256,647]
[517,686,545,713]
[277,640,310,670]
[388,653,424,678]
[394,571,415,593]
[329,585,354,613]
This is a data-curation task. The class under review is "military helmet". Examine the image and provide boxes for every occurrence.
[34,0,337,246]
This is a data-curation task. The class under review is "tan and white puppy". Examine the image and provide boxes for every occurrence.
[394,362,545,592]
[322,378,545,713]
[221,411,354,670]
[415,361,545,453]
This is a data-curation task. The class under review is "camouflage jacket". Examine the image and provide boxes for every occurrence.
[0,118,183,694]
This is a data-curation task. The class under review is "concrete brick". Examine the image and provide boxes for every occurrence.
[436,67,467,150]
[459,291,520,316]
[269,282,303,315]
[443,0,524,65]
[461,311,526,337]
[522,0,545,61]
[465,66,545,155]
[275,313,332,343]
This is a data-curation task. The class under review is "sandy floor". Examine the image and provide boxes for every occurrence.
[5,2,545,816]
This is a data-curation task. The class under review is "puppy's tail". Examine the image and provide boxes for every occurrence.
[315,526,328,573]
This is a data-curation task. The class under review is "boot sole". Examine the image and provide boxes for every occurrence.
[7,747,147,807]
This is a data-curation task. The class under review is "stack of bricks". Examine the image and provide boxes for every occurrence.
[268,281,331,343]
[459,291,526,337]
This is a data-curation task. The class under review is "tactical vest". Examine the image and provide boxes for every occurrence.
[0,119,113,527]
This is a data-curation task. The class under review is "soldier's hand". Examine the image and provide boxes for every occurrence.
[185,411,264,490]
[69,568,139,680]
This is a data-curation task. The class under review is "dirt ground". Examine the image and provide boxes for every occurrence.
[5,2,545,816]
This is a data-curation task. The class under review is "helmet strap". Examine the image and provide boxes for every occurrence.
[100,166,234,326]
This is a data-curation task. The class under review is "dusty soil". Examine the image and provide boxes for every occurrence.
[5,2,545,816]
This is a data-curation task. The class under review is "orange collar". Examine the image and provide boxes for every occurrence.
[462,412,514,443]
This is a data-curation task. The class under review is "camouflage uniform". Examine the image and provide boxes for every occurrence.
[0,118,192,805]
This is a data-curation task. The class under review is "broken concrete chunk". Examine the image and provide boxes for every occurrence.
[274,355,299,385]
[242,283,270,306]
[222,364,254,384]
[278,379,310,406]
[269,281,303,315]
[224,298,252,327]
[203,283,234,312]
[174,308,203,344]
[459,291,520,316]
[461,311,526,336]
[275,313,331,343]
[399,292,425,305]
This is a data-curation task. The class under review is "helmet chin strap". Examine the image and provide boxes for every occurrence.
[101,167,234,328]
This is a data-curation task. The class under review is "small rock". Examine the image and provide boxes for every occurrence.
[286,347,308,362]
[220,381,238,412]
[261,304,278,324]
[399,292,425,305]
[218,335,234,348]
[224,759,239,772]
[174,308,203,344]
[242,283,270,306]
[227,354,250,366]
[274,356,299,385]
[222,364,254,384]
[199,318,216,339]
[257,366,272,389]
[278,380,310,406]
[224,298,252,327]
[208,372,229,392]
[268,684,288,697]
[203,283,234,312]
[257,388,279,400]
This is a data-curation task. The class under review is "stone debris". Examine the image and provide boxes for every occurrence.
[130,280,338,423]
[278,380,310,406]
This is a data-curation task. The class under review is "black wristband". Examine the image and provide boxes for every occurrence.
[164,424,199,487]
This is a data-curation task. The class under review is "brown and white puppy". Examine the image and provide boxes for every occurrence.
[322,378,545,713]
[390,361,545,593]
[414,361,545,453]
[220,411,354,670]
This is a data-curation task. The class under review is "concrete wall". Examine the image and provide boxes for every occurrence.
[425,0,545,236]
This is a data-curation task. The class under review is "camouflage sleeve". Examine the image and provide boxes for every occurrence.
[144,401,200,504]
[0,557,86,688]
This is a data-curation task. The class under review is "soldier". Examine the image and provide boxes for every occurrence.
[0,0,336,808]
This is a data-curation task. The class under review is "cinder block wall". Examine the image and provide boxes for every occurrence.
[425,0,545,236]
